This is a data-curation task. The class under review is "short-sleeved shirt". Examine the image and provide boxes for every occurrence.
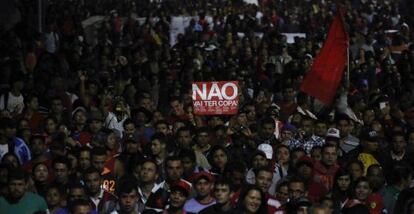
[0,192,48,214]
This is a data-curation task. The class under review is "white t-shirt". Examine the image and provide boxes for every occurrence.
[0,92,24,114]
[0,144,9,161]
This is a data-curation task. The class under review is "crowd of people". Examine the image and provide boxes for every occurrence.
[0,0,414,213]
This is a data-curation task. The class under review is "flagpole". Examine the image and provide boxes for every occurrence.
[346,42,350,89]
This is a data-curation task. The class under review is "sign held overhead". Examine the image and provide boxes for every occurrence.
[192,81,239,115]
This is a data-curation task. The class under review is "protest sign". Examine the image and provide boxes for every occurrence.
[192,81,239,115]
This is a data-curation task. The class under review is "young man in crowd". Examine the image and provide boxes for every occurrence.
[0,168,48,213]
[138,159,161,205]
[103,179,144,214]
[199,179,235,214]
[184,171,216,213]
[83,167,117,213]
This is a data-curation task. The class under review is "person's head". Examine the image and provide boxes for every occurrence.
[32,162,49,183]
[68,183,87,202]
[177,149,196,176]
[325,128,341,146]
[288,177,307,201]
[103,129,119,151]
[224,161,247,191]
[1,152,20,168]
[360,129,380,153]
[208,145,228,170]
[254,167,273,194]
[301,117,315,137]
[44,116,58,134]
[25,94,39,111]
[170,96,185,116]
[347,160,364,181]
[155,120,170,136]
[29,135,47,157]
[7,168,28,200]
[283,86,296,101]
[281,125,296,142]
[78,147,91,171]
[260,117,276,139]
[169,182,191,210]
[69,199,92,214]
[83,167,102,196]
[333,168,352,193]
[353,177,371,201]
[275,181,289,204]
[366,164,385,192]
[0,118,17,139]
[389,164,412,188]
[50,96,64,114]
[296,156,314,180]
[314,120,328,137]
[195,127,210,147]
[117,180,139,213]
[321,144,338,167]
[87,111,103,133]
[238,185,267,214]
[336,114,351,137]
[123,119,136,136]
[139,159,158,184]
[165,156,183,181]
[363,109,375,125]
[176,126,193,148]
[90,147,107,172]
[243,103,257,121]
[150,133,167,157]
[193,172,214,198]
[45,184,63,208]
[392,131,407,154]
[138,96,154,112]
[320,197,334,214]
[72,108,87,126]
[214,179,233,205]
[291,148,305,166]
[276,145,290,166]
[310,146,322,162]
[53,156,71,184]
[250,151,269,169]
[208,116,225,128]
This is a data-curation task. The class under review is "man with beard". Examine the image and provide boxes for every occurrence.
[0,168,48,213]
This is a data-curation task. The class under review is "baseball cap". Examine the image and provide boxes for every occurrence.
[326,128,340,139]
[192,171,215,183]
[296,155,314,168]
[360,129,380,142]
[257,143,273,160]
[170,180,192,196]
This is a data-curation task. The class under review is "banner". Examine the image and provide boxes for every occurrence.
[192,81,239,115]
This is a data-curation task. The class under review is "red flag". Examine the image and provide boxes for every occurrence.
[300,11,349,104]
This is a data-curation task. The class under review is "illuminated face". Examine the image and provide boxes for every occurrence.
[355,181,371,201]
[243,189,262,213]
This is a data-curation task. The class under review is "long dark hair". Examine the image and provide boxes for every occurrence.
[236,185,268,214]
[331,168,353,201]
